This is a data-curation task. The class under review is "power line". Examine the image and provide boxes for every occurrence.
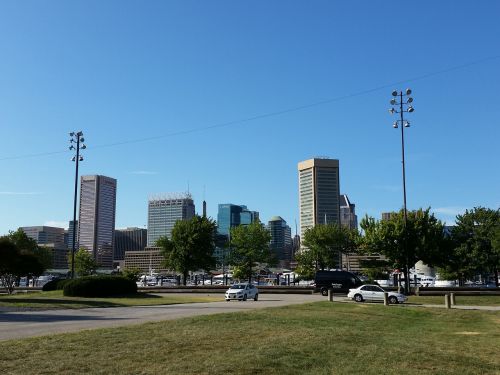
[0,55,498,162]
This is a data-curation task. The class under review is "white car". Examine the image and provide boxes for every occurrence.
[225,283,259,301]
[347,284,407,304]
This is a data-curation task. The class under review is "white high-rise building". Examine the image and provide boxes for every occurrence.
[298,158,340,239]
[147,193,195,246]
[78,175,117,269]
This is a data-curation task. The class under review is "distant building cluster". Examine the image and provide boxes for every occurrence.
[19,157,375,273]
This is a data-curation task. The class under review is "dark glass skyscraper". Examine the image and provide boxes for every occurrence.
[268,216,292,263]
[114,227,147,260]
[217,204,259,236]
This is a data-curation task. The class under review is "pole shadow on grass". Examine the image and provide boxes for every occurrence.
[0,311,129,323]
[0,293,164,309]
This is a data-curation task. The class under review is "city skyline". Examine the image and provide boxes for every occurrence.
[0,2,499,235]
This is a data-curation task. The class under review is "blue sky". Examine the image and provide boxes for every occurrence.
[0,1,499,235]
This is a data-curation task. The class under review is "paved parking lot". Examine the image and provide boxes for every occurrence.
[0,293,326,341]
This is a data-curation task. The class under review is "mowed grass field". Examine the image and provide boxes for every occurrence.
[0,290,219,309]
[0,302,498,375]
[407,295,500,306]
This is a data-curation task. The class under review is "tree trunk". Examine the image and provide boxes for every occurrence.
[495,268,499,287]
[183,271,188,286]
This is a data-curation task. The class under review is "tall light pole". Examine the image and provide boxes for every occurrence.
[69,131,86,279]
[389,89,414,294]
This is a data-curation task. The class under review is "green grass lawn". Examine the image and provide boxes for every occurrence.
[407,295,500,306]
[0,290,219,310]
[0,302,498,375]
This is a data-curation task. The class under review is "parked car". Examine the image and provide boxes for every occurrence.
[313,270,363,296]
[347,284,407,304]
[225,283,259,301]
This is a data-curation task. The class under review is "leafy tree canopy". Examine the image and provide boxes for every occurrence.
[0,238,44,294]
[301,224,359,271]
[157,216,217,285]
[6,229,52,269]
[360,208,446,268]
[68,248,98,277]
[451,207,500,284]
[228,221,272,281]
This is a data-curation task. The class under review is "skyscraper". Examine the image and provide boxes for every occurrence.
[217,204,259,236]
[268,216,292,265]
[78,175,117,269]
[20,226,66,246]
[66,220,78,251]
[114,227,147,261]
[147,193,195,246]
[20,226,68,269]
[214,203,259,268]
[298,158,340,238]
[340,194,358,230]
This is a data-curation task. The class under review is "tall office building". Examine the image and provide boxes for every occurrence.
[268,216,292,264]
[20,226,68,269]
[147,193,195,246]
[20,226,66,246]
[66,220,78,251]
[114,227,147,261]
[298,158,340,238]
[340,194,358,230]
[214,204,259,268]
[217,204,259,236]
[78,175,117,269]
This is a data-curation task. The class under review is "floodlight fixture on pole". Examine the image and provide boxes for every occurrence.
[388,89,415,294]
[69,131,86,279]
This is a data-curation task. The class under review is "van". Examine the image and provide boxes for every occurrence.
[313,270,363,295]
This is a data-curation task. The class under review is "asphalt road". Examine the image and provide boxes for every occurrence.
[0,293,326,341]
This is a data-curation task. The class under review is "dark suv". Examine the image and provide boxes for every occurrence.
[313,270,363,296]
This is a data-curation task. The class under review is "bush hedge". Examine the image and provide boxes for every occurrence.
[63,275,137,297]
[42,278,70,291]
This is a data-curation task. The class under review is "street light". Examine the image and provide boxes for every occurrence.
[388,89,415,294]
[69,131,86,279]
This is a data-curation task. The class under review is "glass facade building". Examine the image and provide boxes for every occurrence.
[217,204,259,236]
[147,194,195,246]
[20,226,66,246]
[114,227,147,260]
[215,203,259,268]
[78,175,117,269]
[268,216,292,263]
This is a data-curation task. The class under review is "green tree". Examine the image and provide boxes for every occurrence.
[68,248,98,276]
[7,229,52,269]
[122,267,143,282]
[358,258,392,281]
[301,224,356,271]
[293,249,316,281]
[0,238,44,294]
[157,216,217,285]
[228,221,272,282]
[360,208,446,293]
[452,207,500,286]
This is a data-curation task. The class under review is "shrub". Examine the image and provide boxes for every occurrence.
[42,278,70,291]
[63,275,137,297]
